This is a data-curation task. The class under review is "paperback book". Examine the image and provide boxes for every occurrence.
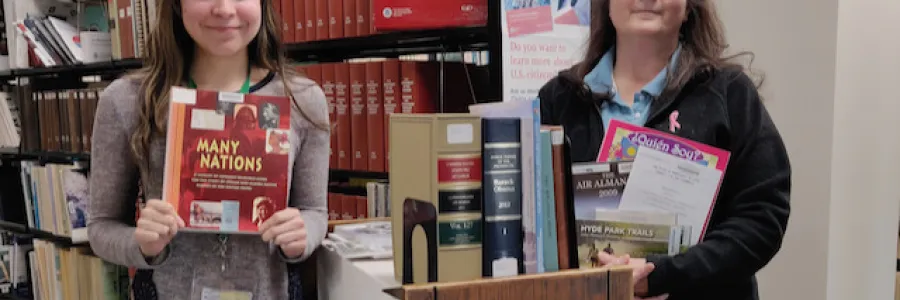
[575,210,690,269]
[570,161,632,220]
[163,86,292,234]
[597,119,730,172]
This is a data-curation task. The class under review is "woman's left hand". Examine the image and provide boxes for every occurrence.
[259,208,308,259]
[595,252,669,300]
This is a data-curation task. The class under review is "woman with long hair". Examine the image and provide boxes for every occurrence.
[87,0,330,299]
[539,0,791,299]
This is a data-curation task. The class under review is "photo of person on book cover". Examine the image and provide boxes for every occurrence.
[253,196,275,227]
[233,103,258,130]
[266,129,290,155]
[259,102,280,129]
[217,99,236,115]
[190,201,223,228]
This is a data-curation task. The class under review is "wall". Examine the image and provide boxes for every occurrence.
[717,0,900,299]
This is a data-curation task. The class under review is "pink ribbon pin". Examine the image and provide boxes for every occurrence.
[669,110,681,133]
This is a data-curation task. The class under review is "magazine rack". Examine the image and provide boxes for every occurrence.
[383,266,635,300]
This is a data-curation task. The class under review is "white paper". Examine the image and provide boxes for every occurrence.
[618,147,723,246]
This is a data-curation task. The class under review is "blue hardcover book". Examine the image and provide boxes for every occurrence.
[539,129,559,272]
[531,99,545,273]
[482,117,525,277]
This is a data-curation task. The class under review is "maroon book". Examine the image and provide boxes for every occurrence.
[163,87,292,234]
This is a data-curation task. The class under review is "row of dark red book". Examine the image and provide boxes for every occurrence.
[328,192,368,220]
[296,58,490,173]
[273,0,488,43]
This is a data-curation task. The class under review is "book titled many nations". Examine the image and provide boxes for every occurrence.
[163,87,292,234]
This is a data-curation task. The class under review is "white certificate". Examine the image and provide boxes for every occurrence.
[618,147,723,246]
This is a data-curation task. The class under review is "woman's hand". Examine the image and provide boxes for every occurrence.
[595,252,669,300]
[134,199,184,257]
[259,208,307,259]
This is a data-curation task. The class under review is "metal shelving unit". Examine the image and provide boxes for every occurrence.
[0,26,491,81]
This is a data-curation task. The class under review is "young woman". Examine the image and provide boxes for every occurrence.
[87,0,329,299]
[538,0,791,299]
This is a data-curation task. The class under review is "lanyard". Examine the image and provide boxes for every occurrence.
[187,71,252,94]
[185,70,251,271]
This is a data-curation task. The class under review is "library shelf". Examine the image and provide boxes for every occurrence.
[286,26,490,62]
[0,26,490,81]
[329,169,389,181]
[0,148,90,164]
[328,184,368,196]
[0,220,79,247]
[0,59,143,81]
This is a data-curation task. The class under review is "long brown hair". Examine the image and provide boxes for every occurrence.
[128,0,328,170]
[567,0,759,99]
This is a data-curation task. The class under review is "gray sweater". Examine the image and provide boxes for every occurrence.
[87,73,330,300]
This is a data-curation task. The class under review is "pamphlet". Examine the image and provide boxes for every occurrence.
[618,147,723,245]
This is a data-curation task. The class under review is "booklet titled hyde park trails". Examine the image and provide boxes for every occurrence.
[162,86,292,234]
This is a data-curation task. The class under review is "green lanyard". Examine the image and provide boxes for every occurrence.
[185,71,251,271]
[187,72,252,94]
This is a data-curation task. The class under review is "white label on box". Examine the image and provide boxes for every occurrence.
[446,123,473,144]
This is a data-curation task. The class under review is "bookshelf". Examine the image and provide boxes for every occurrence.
[0,221,77,248]
[0,26,491,81]
[0,148,89,165]
[0,0,506,299]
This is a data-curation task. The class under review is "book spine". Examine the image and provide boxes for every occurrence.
[539,129,558,272]
[327,193,337,220]
[341,194,356,220]
[355,0,368,37]
[305,0,317,41]
[342,0,357,37]
[328,0,344,39]
[281,0,294,43]
[294,0,306,42]
[334,63,352,169]
[320,64,337,167]
[531,104,545,273]
[365,61,385,172]
[481,117,524,277]
[316,0,329,40]
[349,63,368,171]
[400,61,438,114]
[550,127,571,269]
[381,59,400,172]
[355,195,367,219]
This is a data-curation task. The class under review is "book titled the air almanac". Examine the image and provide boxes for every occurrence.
[163,86,292,234]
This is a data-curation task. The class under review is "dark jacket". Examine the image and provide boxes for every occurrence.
[538,67,791,300]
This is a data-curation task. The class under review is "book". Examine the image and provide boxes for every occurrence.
[163,87,292,234]
[575,217,686,269]
[481,117,524,278]
[571,161,632,220]
[618,147,722,245]
[597,119,730,172]
[389,113,483,284]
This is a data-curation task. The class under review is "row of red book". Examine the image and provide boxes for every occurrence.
[328,192,369,220]
[296,59,490,173]
[273,0,488,43]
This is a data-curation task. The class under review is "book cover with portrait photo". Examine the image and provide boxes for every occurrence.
[163,86,292,234]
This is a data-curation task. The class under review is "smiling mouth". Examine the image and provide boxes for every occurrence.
[206,26,241,32]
